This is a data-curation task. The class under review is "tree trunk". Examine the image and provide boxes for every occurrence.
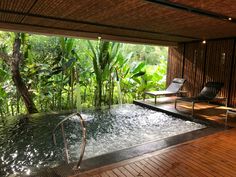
[83,87,86,103]
[97,80,102,108]
[10,102,14,116]
[59,72,63,110]
[108,73,112,108]
[11,33,38,114]
[0,108,3,117]
[6,101,9,115]
[11,65,38,113]
[16,91,20,114]
[71,67,74,109]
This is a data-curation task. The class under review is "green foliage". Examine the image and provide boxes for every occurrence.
[86,40,122,107]
[0,31,168,116]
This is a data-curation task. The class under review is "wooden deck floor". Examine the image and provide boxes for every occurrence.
[136,97,236,127]
[74,128,236,177]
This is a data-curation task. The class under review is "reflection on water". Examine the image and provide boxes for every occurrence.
[0,104,206,176]
[0,114,64,177]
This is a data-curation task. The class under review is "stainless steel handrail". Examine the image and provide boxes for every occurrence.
[52,112,86,169]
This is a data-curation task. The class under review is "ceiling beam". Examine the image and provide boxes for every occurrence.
[0,8,198,40]
[146,0,236,23]
[0,21,178,46]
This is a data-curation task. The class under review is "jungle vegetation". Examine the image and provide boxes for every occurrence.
[0,31,168,117]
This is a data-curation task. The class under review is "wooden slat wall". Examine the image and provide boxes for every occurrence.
[204,39,234,99]
[166,44,184,87]
[183,42,206,97]
[229,45,236,107]
[167,38,236,107]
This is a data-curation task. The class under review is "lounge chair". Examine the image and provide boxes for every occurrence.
[175,82,226,116]
[226,109,236,126]
[144,78,186,104]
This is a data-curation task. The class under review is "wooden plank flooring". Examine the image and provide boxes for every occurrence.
[74,128,236,177]
[138,97,236,127]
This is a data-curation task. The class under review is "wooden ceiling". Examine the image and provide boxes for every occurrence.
[0,0,236,45]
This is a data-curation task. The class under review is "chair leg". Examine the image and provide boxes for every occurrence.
[155,96,157,104]
[225,110,228,128]
[192,102,195,117]
[175,99,177,109]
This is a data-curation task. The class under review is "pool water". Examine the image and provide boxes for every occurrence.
[0,104,206,176]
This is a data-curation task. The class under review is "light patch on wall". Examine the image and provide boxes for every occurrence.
[221,52,226,65]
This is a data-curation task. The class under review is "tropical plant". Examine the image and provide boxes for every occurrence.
[87,40,121,108]
[0,31,168,117]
